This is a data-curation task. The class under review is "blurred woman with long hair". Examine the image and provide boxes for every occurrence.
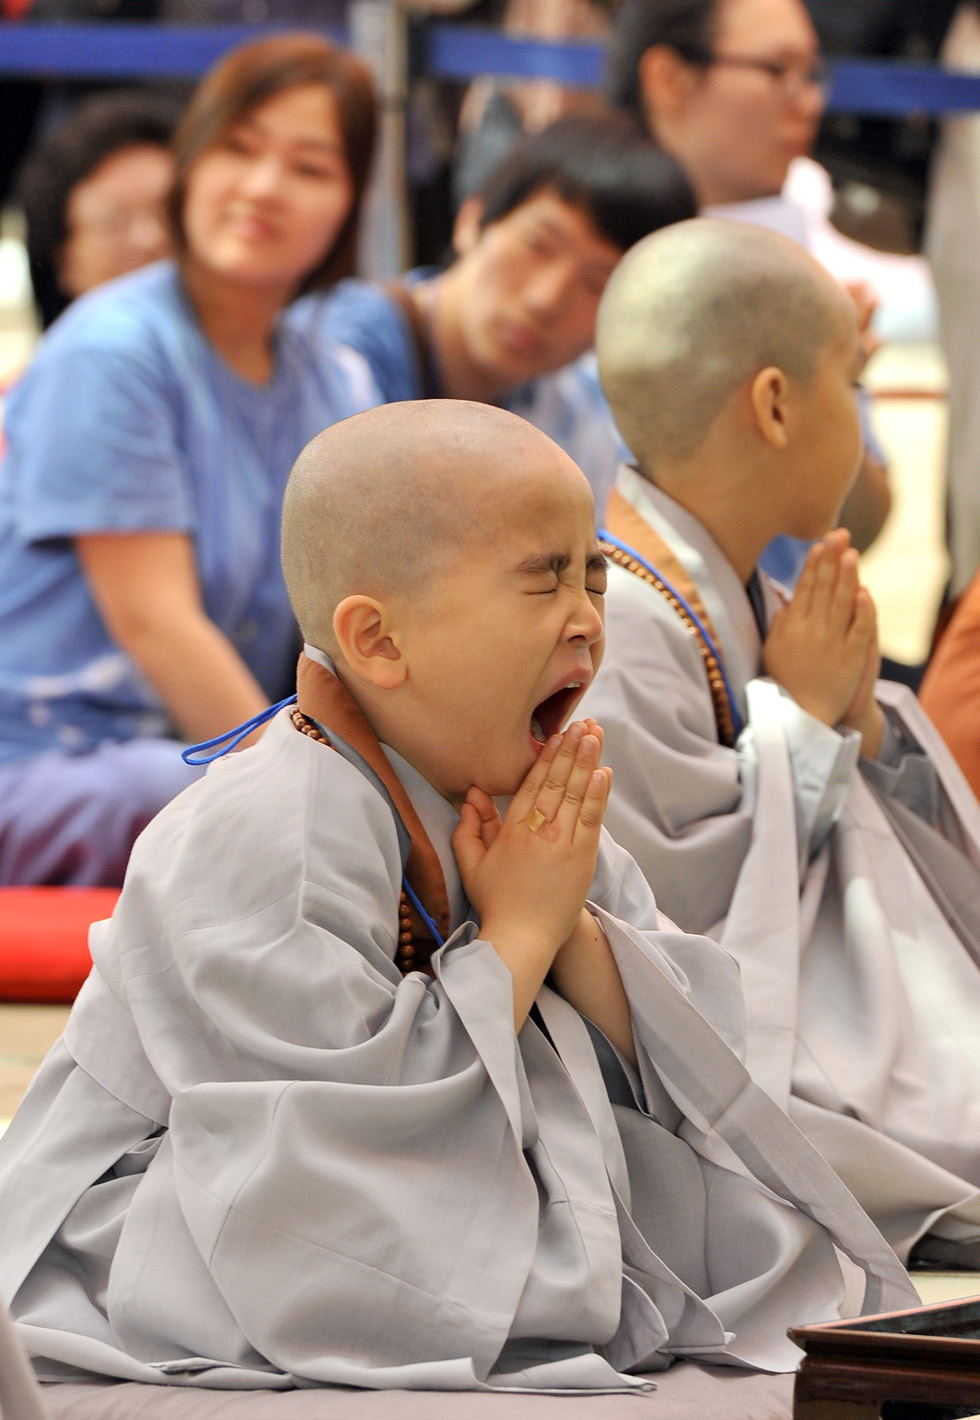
[0,33,378,884]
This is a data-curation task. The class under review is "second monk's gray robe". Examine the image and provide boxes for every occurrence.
[584,466,980,1265]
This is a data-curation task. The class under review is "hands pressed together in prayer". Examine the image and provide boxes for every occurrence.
[763,528,884,759]
[452,720,637,1064]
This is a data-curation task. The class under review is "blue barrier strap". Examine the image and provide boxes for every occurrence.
[4,24,980,115]
[0,22,343,78]
[425,25,602,88]
[828,58,980,116]
[426,30,980,113]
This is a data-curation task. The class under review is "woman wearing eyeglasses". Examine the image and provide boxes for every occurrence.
[607,0,825,207]
[606,0,892,580]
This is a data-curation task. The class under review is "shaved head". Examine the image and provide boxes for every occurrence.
[281,399,586,652]
[596,217,856,472]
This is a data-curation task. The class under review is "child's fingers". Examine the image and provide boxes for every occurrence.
[866,629,882,688]
[581,716,604,758]
[551,732,601,837]
[528,721,586,827]
[572,766,612,845]
[792,542,823,618]
[451,800,488,880]
[507,731,563,824]
[827,547,860,637]
[806,544,837,621]
[848,585,878,649]
[863,585,878,638]
[845,588,879,683]
[843,596,881,722]
[809,535,851,623]
[464,785,502,850]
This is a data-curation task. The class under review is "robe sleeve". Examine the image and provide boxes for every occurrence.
[585,563,858,935]
[587,829,747,1056]
[860,700,947,827]
[863,681,980,866]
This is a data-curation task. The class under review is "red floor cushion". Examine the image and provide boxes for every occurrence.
[0,888,120,1002]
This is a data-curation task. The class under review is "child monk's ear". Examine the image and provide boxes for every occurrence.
[452,196,484,258]
[749,366,791,450]
[332,595,407,689]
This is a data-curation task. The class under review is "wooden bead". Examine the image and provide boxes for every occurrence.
[604,544,736,749]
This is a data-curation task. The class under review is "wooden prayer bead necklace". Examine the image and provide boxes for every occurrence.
[599,542,738,748]
[290,708,438,976]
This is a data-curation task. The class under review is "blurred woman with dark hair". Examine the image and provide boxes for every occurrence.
[0,33,378,886]
[606,0,823,210]
[19,90,180,329]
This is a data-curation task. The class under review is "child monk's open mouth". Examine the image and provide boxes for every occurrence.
[530,682,586,746]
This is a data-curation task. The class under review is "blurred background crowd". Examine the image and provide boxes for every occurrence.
[2,0,980,888]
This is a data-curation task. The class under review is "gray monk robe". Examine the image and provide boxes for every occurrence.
[0,653,913,1394]
[583,465,980,1266]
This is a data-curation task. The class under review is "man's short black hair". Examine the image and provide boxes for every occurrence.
[18,90,181,329]
[475,113,697,254]
[605,0,719,123]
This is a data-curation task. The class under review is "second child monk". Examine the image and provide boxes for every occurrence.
[583,216,980,1268]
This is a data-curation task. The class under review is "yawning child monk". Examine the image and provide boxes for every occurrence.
[0,401,910,1400]
[584,216,980,1269]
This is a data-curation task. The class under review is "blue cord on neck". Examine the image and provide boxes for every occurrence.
[402,877,445,950]
[183,694,447,955]
[182,694,298,765]
[600,528,743,741]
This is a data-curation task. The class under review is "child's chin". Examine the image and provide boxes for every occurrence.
[472,762,531,802]
[480,779,523,803]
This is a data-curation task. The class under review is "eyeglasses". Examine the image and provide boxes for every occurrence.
[701,53,830,101]
[70,204,171,242]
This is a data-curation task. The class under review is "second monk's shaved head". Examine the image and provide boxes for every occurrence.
[282,399,586,651]
[597,218,856,472]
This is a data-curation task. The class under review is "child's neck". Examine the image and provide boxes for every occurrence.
[326,655,465,808]
[642,451,777,586]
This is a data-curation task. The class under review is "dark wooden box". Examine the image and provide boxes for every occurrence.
[790,1294,980,1419]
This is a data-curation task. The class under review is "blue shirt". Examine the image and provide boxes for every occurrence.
[0,261,378,763]
[296,272,626,518]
